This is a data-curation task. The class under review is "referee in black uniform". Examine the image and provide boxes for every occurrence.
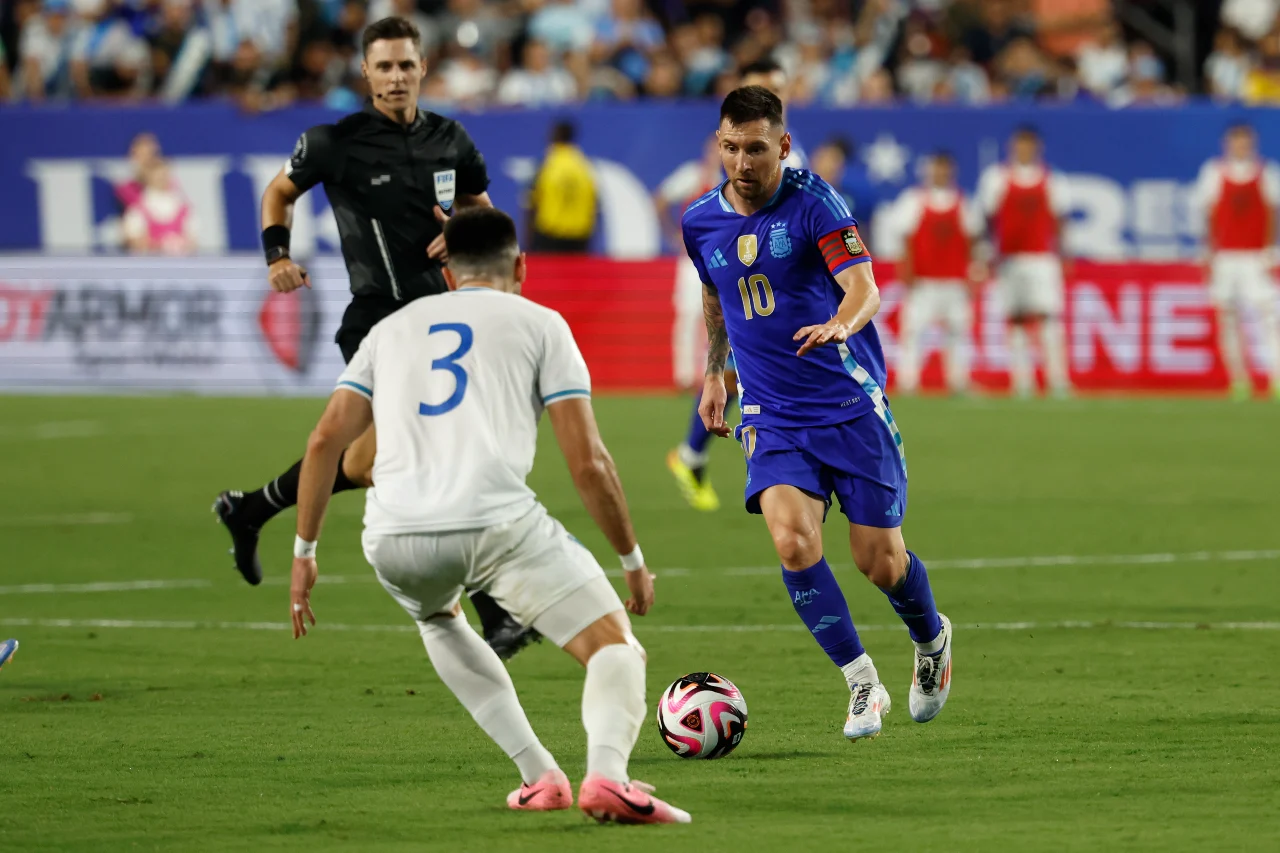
[214,17,538,659]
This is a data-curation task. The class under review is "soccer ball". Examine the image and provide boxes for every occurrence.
[656,672,748,759]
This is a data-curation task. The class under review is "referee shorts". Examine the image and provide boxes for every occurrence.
[336,294,402,364]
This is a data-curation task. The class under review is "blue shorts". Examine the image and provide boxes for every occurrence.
[735,412,908,528]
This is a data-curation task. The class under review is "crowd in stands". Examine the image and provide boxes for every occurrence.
[0,1,1267,109]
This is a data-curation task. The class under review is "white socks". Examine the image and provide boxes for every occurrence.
[418,614,557,784]
[1218,309,1248,387]
[1041,319,1069,394]
[840,652,878,690]
[1007,325,1033,396]
[582,643,646,784]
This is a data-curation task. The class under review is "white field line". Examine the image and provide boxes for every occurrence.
[0,512,133,528]
[2,617,1279,634]
[2,548,1276,596]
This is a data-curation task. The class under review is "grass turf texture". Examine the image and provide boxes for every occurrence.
[1,394,1278,852]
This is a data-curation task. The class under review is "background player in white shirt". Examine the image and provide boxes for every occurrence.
[1195,123,1280,400]
[894,151,987,395]
[286,208,689,825]
[978,126,1072,398]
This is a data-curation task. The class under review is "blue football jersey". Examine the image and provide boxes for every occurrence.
[682,167,885,428]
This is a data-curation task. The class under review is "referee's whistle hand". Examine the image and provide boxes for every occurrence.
[427,205,451,262]
[268,259,310,293]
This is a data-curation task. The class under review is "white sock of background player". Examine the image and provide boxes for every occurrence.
[1007,325,1034,396]
[581,642,646,784]
[1217,308,1249,388]
[1041,318,1070,393]
[418,613,559,784]
[1256,300,1280,391]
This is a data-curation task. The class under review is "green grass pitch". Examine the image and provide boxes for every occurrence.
[1,394,1278,852]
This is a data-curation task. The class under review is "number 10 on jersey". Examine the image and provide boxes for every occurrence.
[737,274,775,320]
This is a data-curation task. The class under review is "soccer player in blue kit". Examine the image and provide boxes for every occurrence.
[683,86,954,739]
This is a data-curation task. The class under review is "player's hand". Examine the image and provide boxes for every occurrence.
[290,556,318,639]
[268,258,309,293]
[698,374,731,437]
[794,318,853,357]
[624,566,655,616]
[427,205,450,263]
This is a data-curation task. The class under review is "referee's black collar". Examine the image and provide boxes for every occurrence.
[362,98,428,131]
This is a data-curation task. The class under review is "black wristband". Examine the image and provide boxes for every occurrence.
[262,225,291,263]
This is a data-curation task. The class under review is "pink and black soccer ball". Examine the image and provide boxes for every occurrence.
[656,672,748,759]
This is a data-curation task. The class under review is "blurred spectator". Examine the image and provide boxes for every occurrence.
[19,0,76,101]
[1244,27,1280,104]
[526,119,596,253]
[593,0,664,88]
[962,0,1035,65]
[642,48,683,97]
[946,46,992,104]
[994,37,1052,99]
[1221,0,1279,42]
[1206,28,1252,101]
[528,0,594,55]
[1076,18,1127,98]
[439,43,497,106]
[122,158,197,255]
[68,0,150,100]
[811,136,883,245]
[0,34,12,101]
[1112,40,1180,107]
[497,39,576,106]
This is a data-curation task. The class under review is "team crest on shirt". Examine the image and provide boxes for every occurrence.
[842,227,864,257]
[768,221,791,259]
[434,169,457,212]
[737,234,758,266]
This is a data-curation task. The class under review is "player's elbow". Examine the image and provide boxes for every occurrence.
[306,422,345,458]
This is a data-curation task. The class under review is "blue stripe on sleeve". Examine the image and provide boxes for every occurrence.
[542,388,591,404]
[337,380,372,398]
[830,255,873,276]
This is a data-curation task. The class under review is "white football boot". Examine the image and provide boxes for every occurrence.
[909,613,953,723]
[842,654,891,741]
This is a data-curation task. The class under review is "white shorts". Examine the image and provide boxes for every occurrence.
[998,254,1064,318]
[904,279,973,332]
[362,503,625,647]
[1210,252,1277,311]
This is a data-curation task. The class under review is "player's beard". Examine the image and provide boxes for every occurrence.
[733,167,776,203]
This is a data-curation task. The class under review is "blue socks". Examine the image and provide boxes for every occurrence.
[883,551,942,644]
[782,557,865,667]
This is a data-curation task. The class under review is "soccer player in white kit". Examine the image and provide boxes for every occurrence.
[978,126,1072,398]
[895,152,987,395]
[287,208,691,825]
[1195,123,1280,400]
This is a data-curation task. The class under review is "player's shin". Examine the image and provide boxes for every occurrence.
[1008,325,1034,397]
[419,613,558,784]
[1042,318,1070,393]
[881,551,944,649]
[238,452,363,528]
[582,642,646,784]
[782,558,867,668]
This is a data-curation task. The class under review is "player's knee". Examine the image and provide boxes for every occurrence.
[854,544,908,589]
[772,524,822,569]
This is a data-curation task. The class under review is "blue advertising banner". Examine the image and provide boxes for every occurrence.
[0,101,1270,259]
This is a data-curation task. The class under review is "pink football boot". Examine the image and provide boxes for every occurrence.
[507,769,573,812]
[577,774,692,824]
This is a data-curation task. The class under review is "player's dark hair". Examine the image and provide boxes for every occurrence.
[362,17,422,57]
[932,149,956,166]
[1227,122,1255,137]
[551,119,576,144]
[444,208,520,279]
[740,58,784,79]
[1012,124,1041,141]
[720,86,784,128]
[822,135,854,160]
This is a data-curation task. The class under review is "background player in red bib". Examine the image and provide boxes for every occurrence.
[1195,123,1280,400]
[895,151,987,396]
[978,126,1072,398]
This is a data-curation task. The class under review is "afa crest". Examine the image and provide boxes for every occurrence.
[842,227,865,257]
[768,221,791,259]
[737,234,758,266]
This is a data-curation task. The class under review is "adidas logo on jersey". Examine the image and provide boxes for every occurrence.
[707,249,728,269]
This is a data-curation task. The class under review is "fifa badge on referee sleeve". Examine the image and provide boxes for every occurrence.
[434,170,457,212]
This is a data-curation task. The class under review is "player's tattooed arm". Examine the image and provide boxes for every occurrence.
[704,285,730,376]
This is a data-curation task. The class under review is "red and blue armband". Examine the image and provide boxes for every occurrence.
[818,226,872,275]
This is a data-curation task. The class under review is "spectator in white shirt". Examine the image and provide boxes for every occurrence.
[69,0,150,99]
[1221,0,1279,42]
[1076,19,1128,97]
[497,39,577,106]
[19,0,76,101]
[1206,28,1252,101]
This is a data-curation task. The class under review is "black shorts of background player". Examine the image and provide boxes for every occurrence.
[212,16,538,660]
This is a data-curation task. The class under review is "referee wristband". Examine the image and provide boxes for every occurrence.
[263,225,291,263]
[619,545,645,572]
[294,536,317,559]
